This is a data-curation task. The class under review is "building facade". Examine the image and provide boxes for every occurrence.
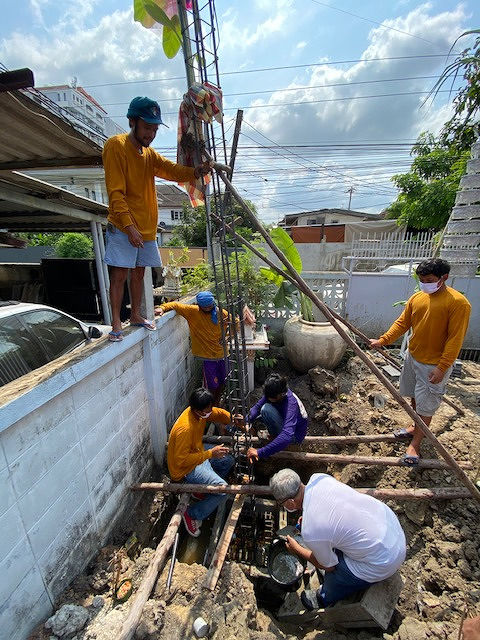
[37,85,124,138]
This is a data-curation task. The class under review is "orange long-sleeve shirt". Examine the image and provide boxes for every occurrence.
[167,407,231,481]
[379,286,471,372]
[161,302,230,359]
[102,134,196,241]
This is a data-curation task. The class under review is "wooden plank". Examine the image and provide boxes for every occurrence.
[131,483,473,501]
[271,450,473,470]
[204,494,246,590]
[117,494,189,640]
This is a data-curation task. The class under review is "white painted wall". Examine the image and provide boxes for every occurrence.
[0,311,200,640]
[345,274,480,347]
[253,242,349,271]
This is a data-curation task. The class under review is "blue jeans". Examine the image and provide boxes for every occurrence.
[260,403,284,437]
[318,550,372,607]
[184,445,234,521]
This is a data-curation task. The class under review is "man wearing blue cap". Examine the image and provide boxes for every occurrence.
[157,291,232,404]
[103,96,211,342]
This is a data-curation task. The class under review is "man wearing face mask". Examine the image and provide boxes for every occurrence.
[157,291,233,405]
[246,373,308,463]
[270,469,406,610]
[103,97,211,342]
[370,258,471,465]
[167,387,243,537]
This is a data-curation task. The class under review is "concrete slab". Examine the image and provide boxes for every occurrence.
[323,571,404,630]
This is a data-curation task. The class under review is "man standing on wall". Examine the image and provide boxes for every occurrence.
[370,258,471,465]
[103,96,211,342]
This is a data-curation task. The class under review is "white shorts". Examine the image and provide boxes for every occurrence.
[399,351,452,417]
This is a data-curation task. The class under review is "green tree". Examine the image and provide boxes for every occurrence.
[429,30,480,151]
[55,233,94,258]
[17,232,61,246]
[167,199,261,247]
[385,133,469,230]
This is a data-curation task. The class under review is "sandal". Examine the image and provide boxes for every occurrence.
[131,320,156,331]
[108,330,124,342]
[401,454,419,467]
[393,428,414,440]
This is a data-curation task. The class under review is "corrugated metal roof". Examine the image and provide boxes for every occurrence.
[0,171,107,232]
[0,89,103,171]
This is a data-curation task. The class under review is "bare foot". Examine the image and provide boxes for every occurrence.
[405,441,421,458]
[129,315,148,325]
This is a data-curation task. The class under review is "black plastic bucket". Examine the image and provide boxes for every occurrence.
[267,538,307,587]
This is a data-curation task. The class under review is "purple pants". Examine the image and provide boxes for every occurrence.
[203,358,227,390]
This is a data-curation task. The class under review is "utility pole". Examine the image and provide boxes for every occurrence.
[345,185,355,210]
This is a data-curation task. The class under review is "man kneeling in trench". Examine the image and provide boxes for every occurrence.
[167,388,244,537]
[269,469,406,610]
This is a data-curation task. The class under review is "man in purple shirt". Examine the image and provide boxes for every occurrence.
[247,373,308,462]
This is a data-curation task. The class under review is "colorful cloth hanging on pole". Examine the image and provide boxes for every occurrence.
[177,81,223,207]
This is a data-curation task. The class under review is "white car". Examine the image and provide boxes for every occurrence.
[0,302,108,387]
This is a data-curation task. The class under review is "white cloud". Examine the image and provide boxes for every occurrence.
[296,41,307,49]
[237,3,469,219]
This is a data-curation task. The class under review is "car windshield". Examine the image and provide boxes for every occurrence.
[0,316,49,386]
[19,309,86,360]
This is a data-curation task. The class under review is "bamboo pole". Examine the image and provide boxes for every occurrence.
[206,160,480,504]
[204,494,245,590]
[117,494,189,640]
[271,450,473,470]
[210,212,464,416]
[131,482,472,501]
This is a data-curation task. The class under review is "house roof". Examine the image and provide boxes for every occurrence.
[156,184,190,208]
[0,88,103,171]
[281,208,382,225]
[0,170,107,232]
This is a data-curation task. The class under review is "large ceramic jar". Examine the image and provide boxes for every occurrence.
[283,315,349,372]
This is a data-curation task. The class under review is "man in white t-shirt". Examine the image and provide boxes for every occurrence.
[269,469,406,609]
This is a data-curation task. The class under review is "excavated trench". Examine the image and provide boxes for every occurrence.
[29,355,480,640]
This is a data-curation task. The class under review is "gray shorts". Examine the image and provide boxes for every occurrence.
[399,351,452,417]
[104,224,162,268]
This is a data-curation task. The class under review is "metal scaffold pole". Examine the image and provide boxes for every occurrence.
[176,0,253,483]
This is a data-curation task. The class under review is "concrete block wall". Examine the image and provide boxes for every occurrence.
[156,310,202,430]
[0,311,198,640]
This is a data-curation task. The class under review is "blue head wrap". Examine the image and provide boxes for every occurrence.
[196,291,218,324]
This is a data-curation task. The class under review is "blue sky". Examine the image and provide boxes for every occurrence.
[1,1,479,222]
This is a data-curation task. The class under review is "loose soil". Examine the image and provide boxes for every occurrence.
[29,350,480,640]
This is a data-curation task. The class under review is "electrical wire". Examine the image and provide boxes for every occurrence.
[81,54,456,89]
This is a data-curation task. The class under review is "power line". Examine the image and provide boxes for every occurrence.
[81,54,455,89]
[101,75,441,106]
[309,0,438,47]
[108,88,456,118]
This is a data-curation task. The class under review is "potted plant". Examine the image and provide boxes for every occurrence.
[261,228,349,373]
